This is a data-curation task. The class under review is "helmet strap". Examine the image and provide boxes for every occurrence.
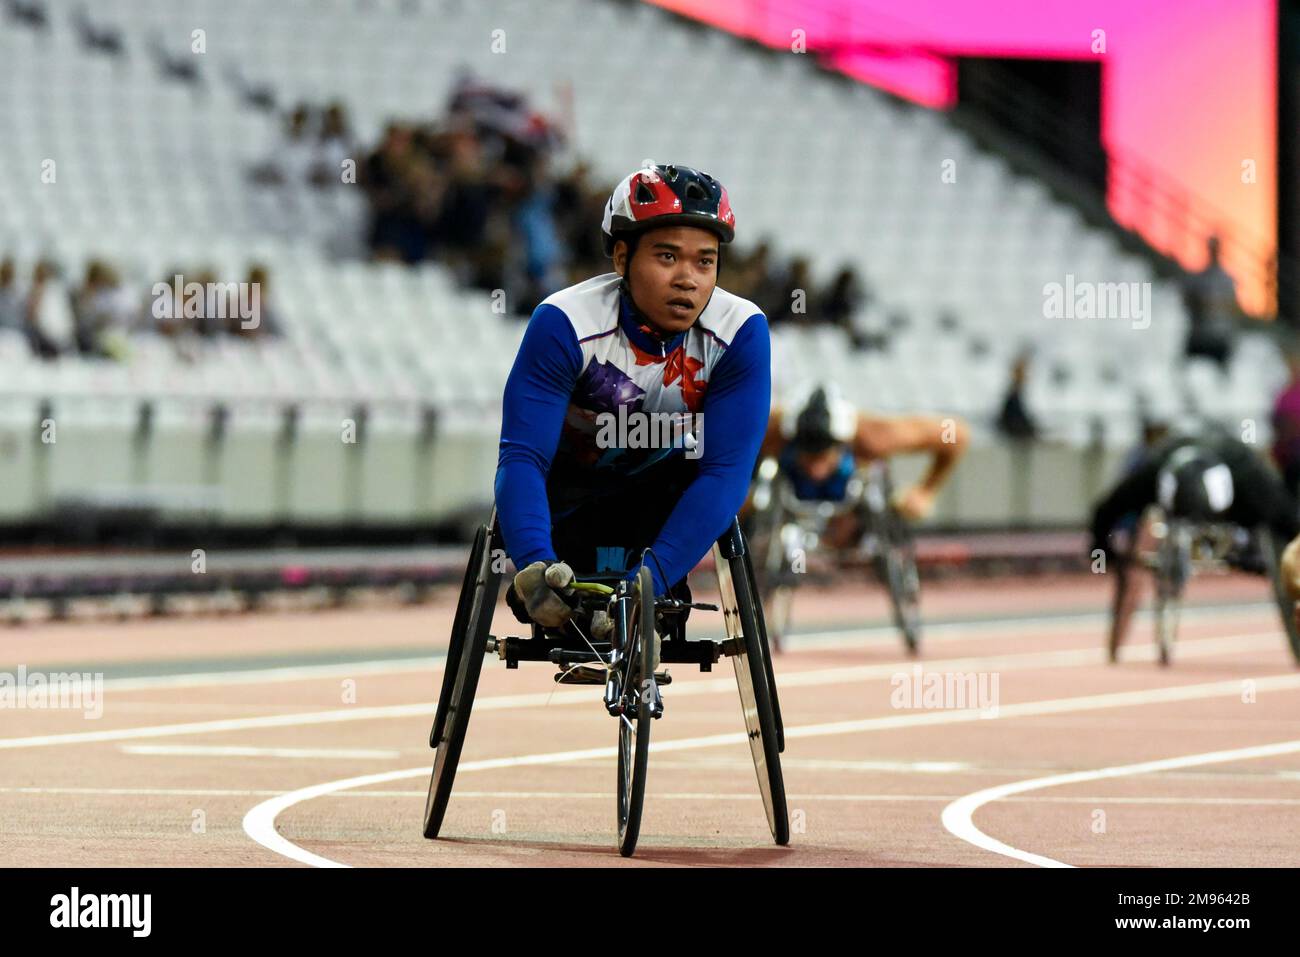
[618,274,666,340]
[616,233,662,338]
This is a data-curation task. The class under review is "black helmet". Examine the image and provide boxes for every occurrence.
[1157,446,1234,521]
[785,385,856,454]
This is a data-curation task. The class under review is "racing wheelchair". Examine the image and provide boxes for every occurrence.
[746,456,921,655]
[421,510,788,857]
[1108,506,1300,667]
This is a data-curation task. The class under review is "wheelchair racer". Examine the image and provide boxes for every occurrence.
[1090,421,1300,564]
[751,384,970,549]
[494,164,770,633]
[1092,419,1300,655]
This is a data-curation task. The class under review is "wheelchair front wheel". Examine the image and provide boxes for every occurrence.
[616,565,656,857]
[1153,520,1188,667]
[874,508,921,655]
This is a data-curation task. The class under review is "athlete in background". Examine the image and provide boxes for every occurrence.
[752,385,969,548]
[1093,421,1300,658]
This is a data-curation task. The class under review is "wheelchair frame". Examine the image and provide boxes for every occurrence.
[421,510,789,856]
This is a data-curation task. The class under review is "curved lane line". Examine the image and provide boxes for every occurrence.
[245,674,1300,866]
[941,738,1300,867]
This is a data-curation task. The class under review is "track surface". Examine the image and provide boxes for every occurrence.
[3,571,1298,867]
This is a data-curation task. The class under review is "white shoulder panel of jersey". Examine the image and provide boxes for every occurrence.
[539,272,622,341]
[696,285,764,347]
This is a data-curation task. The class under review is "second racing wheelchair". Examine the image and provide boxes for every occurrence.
[1108,505,1300,666]
[746,455,921,655]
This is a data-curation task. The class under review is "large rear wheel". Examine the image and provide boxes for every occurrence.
[429,525,487,749]
[1153,519,1188,667]
[748,501,794,655]
[877,509,921,655]
[716,539,790,846]
[423,522,502,840]
[1107,550,1140,664]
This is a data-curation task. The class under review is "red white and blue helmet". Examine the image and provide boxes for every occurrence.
[601,163,735,257]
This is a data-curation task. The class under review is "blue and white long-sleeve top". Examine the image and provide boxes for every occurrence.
[494,273,771,594]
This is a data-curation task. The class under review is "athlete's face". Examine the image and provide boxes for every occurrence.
[796,446,845,483]
[614,225,718,335]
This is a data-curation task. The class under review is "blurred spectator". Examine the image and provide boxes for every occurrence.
[7,0,50,30]
[0,257,22,333]
[432,127,492,279]
[822,264,870,342]
[72,6,124,57]
[1272,343,1300,496]
[139,266,194,349]
[309,102,353,188]
[446,70,562,171]
[733,239,783,317]
[768,257,817,325]
[357,72,573,277]
[362,123,440,263]
[345,73,886,330]
[139,267,183,338]
[192,269,221,339]
[554,161,604,281]
[252,104,316,186]
[509,155,565,315]
[223,61,277,113]
[238,265,283,339]
[72,260,133,358]
[149,33,203,87]
[997,352,1039,440]
[23,260,72,359]
[1183,235,1239,368]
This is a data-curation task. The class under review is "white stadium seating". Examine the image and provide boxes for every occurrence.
[0,0,1285,525]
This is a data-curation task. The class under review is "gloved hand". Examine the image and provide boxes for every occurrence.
[511,560,575,628]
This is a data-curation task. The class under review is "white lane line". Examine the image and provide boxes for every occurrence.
[633,758,1300,782]
[1,630,1281,751]
[242,671,1300,867]
[0,787,302,797]
[8,786,1300,807]
[119,745,401,760]
[0,620,1064,696]
[785,601,1278,652]
[96,658,439,692]
[242,744,619,868]
[339,792,1300,806]
[0,703,433,751]
[50,599,1279,693]
[941,738,1300,867]
[783,759,969,773]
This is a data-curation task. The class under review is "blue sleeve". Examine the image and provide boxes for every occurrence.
[638,313,771,594]
[494,303,583,570]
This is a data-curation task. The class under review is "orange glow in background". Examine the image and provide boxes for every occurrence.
[646,0,1277,314]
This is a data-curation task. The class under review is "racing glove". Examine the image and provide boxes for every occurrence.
[511,560,575,628]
